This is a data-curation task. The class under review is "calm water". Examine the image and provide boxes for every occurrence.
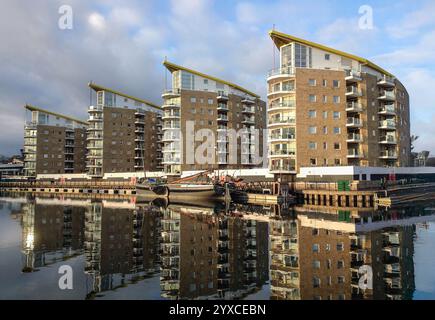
[1,192,435,300]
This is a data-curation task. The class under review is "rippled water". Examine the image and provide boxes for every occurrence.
[0,192,434,300]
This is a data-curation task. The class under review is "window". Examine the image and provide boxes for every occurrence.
[335,158,341,165]
[326,244,331,252]
[323,111,328,119]
[190,97,197,103]
[333,111,340,119]
[333,127,341,134]
[204,79,208,84]
[327,276,332,286]
[309,142,317,150]
[334,143,341,150]
[337,260,344,269]
[323,126,328,134]
[309,94,317,102]
[208,98,213,105]
[312,229,319,236]
[338,276,345,284]
[310,158,317,166]
[333,80,340,88]
[322,79,327,87]
[323,142,327,150]
[333,96,340,104]
[309,79,316,86]
[313,260,321,269]
[312,244,319,253]
[191,108,196,114]
[308,126,317,134]
[337,242,344,251]
[308,110,316,118]
[325,54,330,61]
[313,277,321,288]
[323,95,327,103]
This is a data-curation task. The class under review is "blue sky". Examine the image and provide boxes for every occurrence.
[1,0,435,156]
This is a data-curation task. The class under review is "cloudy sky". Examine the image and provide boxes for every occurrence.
[0,0,434,156]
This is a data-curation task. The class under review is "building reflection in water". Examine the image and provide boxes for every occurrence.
[14,193,435,300]
[84,200,161,298]
[21,197,86,272]
[269,205,422,300]
[160,203,269,299]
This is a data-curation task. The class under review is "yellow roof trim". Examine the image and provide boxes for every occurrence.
[25,104,88,125]
[88,82,161,110]
[269,30,393,77]
[163,61,260,98]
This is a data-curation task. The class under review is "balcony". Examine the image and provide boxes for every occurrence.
[267,66,295,80]
[217,115,229,122]
[88,105,103,112]
[378,75,395,88]
[217,126,228,132]
[135,136,145,142]
[346,86,363,98]
[379,135,397,144]
[270,149,296,157]
[217,91,229,101]
[242,96,256,105]
[269,133,296,142]
[162,102,180,109]
[162,156,181,164]
[345,70,362,82]
[217,103,229,111]
[242,117,255,125]
[135,118,145,124]
[380,151,398,159]
[346,118,363,128]
[346,102,363,112]
[378,104,396,115]
[242,106,255,114]
[163,147,180,153]
[162,88,181,98]
[348,149,364,158]
[269,101,296,111]
[162,123,181,130]
[269,117,296,127]
[162,134,180,142]
[217,136,228,143]
[268,84,295,98]
[378,91,396,101]
[347,133,363,143]
[162,111,180,120]
[379,120,396,130]
[88,115,103,122]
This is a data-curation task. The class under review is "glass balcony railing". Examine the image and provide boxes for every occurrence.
[269,117,296,125]
[267,66,295,78]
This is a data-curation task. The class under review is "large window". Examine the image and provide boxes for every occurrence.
[181,71,194,90]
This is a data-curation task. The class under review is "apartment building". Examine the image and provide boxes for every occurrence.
[23,105,87,177]
[87,83,163,177]
[161,61,267,176]
[267,30,411,174]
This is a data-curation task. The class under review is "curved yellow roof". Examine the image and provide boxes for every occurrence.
[88,82,161,110]
[270,30,393,77]
[163,60,260,98]
[25,104,88,125]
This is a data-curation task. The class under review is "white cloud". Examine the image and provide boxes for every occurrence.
[88,12,106,30]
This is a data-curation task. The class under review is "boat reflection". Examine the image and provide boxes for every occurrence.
[12,192,435,300]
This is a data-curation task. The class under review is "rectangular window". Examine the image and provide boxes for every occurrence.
[333,111,340,119]
[308,126,317,134]
[309,79,316,86]
[337,242,344,251]
[313,261,321,269]
[313,277,321,288]
[335,158,341,165]
[308,110,316,118]
[312,244,319,253]
[309,142,317,150]
[325,54,330,61]
[309,94,317,103]
[322,79,327,87]
[208,98,213,105]
[334,143,341,150]
[333,127,341,134]
[333,80,340,88]
[323,111,328,119]
[323,95,327,103]
[333,96,340,104]
[310,158,317,166]
[323,126,328,134]
[190,97,197,103]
